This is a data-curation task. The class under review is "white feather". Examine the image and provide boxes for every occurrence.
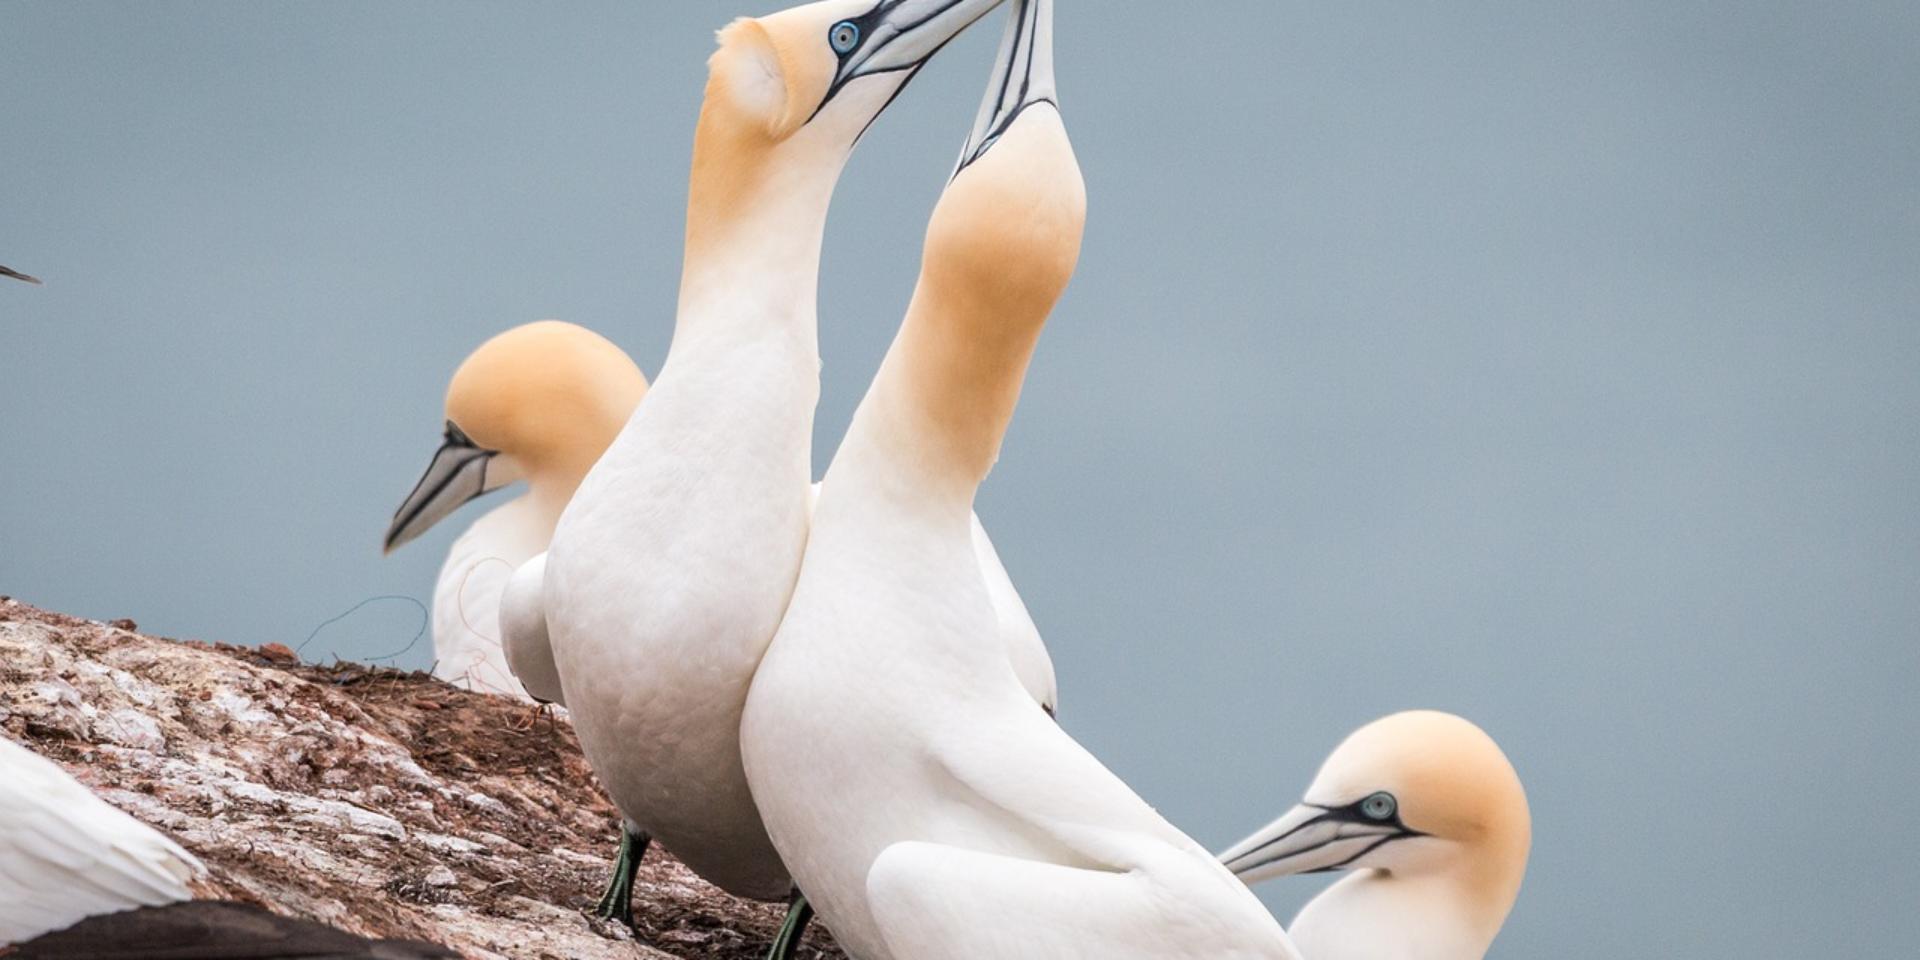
[0,737,203,944]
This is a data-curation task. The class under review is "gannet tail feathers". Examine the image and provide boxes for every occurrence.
[9,901,459,959]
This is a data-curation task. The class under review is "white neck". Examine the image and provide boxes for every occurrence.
[1292,869,1505,960]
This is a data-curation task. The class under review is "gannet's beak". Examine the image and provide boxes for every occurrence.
[1,264,42,285]
[383,422,499,553]
[820,0,1007,109]
[1218,801,1422,885]
[954,0,1056,175]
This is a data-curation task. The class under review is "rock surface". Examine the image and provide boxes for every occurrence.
[0,598,843,960]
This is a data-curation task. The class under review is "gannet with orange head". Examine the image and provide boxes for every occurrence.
[538,0,1012,928]
[1218,711,1532,960]
[382,321,647,702]
[740,4,1302,957]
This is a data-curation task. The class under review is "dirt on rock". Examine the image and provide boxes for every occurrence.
[0,597,843,960]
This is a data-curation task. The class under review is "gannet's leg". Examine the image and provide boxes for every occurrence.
[866,842,1296,960]
[592,823,649,926]
[764,888,814,960]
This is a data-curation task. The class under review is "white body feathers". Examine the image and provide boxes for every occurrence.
[0,737,203,944]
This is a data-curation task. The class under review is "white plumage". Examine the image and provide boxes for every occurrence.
[0,736,203,945]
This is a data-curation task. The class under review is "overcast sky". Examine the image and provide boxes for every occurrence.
[4,2,1917,956]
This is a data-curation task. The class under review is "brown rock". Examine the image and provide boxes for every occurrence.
[0,598,841,960]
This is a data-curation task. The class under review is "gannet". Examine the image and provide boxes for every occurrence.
[0,737,456,958]
[539,0,1013,926]
[739,4,1302,957]
[383,320,647,701]
[1,264,41,284]
[1217,712,1531,960]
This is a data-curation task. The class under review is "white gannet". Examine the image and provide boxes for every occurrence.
[1217,712,1532,960]
[1,264,41,284]
[0,737,457,958]
[539,0,1013,926]
[740,4,1302,957]
[383,321,648,701]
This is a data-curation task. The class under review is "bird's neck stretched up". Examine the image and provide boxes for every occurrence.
[671,84,842,364]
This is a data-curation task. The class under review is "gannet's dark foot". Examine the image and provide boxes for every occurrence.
[766,889,815,960]
[592,824,649,927]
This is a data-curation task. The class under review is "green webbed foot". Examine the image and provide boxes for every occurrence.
[765,889,815,960]
[592,824,650,927]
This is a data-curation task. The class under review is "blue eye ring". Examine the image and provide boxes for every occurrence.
[829,20,861,55]
[1360,792,1398,822]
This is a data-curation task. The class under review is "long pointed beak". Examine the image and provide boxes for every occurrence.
[383,423,498,554]
[826,0,1007,101]
[955,0,1056,174]
[1218,804,1410,885]
[0,264,42,285]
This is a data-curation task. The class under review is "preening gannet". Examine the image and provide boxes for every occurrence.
[0,737,456,958]
[740,4,1301,957]
[384,321,647,701]
[0,264,41,284]
[1217,712,1531,960]
[541,0,1013,922]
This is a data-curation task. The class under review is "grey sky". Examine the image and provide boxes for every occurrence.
[4,2,1917,956]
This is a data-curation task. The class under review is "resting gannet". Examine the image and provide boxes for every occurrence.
[741,4,1301,957]
[1217,712,1531,960]
[0,737,456,958]
[1,264,41,284]
[384,321,647,701]
[540,0,1013,924]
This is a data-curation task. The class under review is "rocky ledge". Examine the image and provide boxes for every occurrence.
[0,597,841,960]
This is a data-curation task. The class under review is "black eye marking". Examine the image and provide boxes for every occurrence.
[1360,791,1398,822]
[444,420,478,449]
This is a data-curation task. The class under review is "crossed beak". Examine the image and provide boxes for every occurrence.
[822,0,1009,107]
[955,0,1057,174]
[383,422,498,553]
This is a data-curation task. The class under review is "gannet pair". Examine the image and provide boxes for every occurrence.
[739,3,1297,959]
[384,321,648,701]
[1,264,40,284]
[0,736,454,957]
[509,0,1028,932]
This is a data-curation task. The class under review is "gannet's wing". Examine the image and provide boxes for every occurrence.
[0,264,40,284]
[10,901,459,958]
[499,552,564,707]
[968,511,1057,713]
[867,838,1299,960]
[0,738,202,944]
[870,707,1301,958]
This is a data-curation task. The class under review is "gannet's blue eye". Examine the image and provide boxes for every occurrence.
[830,21,861,55]
[1360,792,1397,821]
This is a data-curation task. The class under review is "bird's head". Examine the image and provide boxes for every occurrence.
[384,321,647,553]
[1219,710,1531,899]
